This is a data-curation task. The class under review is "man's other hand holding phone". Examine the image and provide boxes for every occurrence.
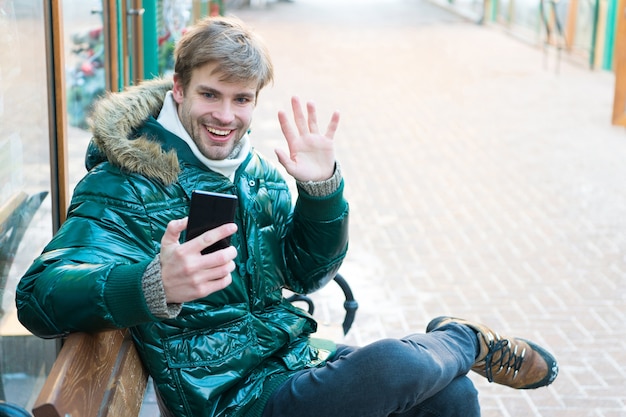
[159,217,238,304]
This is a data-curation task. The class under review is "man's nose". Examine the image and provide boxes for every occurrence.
[212,101,235,124]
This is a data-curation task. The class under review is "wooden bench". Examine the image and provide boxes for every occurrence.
[32,329,148,417]
[30,274,357,417]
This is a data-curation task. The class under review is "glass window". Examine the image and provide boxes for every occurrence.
[158,0,194,75]
[64,0,105,189]
[0,0,57,409]
[65,1,106,132]
[154,0,223,76]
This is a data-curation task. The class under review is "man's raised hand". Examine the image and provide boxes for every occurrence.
[275,96,340,182]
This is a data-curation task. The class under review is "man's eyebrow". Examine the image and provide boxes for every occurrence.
[236,92,256,100]
[194,85,255,99]
[195,85,220,95]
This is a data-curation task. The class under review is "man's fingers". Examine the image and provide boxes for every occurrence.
[325,111,340,139]
[201,274,233,295]
[278,110,297,156]
[274,148,294,171]
[306,101,319,134]
[291,96,308,135]
[162,218,188,246]
[188,223,238,254]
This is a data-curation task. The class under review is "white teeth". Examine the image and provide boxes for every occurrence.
[206,126,230,136]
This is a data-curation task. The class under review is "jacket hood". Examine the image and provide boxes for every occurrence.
[88,77,180,185]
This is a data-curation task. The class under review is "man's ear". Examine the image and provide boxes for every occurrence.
[172,74,184,104]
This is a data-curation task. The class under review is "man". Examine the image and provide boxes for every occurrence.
[16,16,557,417]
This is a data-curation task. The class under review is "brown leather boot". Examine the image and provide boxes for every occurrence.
[426,316,559,389]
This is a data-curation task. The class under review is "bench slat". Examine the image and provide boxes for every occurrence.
[32,329,148,417]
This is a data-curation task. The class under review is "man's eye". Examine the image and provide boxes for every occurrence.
[202,92,216,99]
[235,97,251,104]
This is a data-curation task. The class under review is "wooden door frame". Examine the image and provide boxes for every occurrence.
[44,0,69,231]
[129,0,145,85]
[102,0,144,91]
[103,0,121,92]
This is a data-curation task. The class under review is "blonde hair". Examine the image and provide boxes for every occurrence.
[174,16,274,95]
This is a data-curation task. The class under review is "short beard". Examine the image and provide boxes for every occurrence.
[227,138,245,160]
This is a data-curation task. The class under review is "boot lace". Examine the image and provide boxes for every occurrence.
[484,338,526,382]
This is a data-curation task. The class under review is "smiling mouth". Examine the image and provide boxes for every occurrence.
[206,126,232,137]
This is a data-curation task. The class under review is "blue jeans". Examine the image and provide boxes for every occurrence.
[262,323,481,417]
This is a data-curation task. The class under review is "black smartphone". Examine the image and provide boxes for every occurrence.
[185,190,238,254]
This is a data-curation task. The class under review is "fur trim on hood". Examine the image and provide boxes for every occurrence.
[88,77,180,185]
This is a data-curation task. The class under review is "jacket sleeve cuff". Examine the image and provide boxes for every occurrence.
[104,260,155,327]
[105,257,181,327]
[295,178,347,222]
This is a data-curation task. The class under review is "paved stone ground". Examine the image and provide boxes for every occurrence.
[141,0,626,415]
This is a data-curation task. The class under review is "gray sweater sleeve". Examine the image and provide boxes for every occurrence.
[296,162,343,197]
[142,255,182,319]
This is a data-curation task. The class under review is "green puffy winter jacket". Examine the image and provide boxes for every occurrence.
[16,79,349,417]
